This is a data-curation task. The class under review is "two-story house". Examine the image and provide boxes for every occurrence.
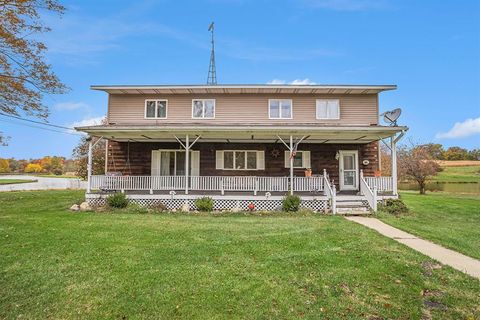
[76,84,407,213]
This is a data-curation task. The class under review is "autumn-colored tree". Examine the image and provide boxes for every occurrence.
[379,144,392,176]
[0,0,68,142]
[72,136,106,179]
[398,145,442,194]
[24,163,42,173]
[0,158,10,172]
[443,146,469,161]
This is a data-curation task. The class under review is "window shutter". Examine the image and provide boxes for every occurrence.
[216,150,223,169]
[190,151,200,176]
[284,151,290,168]
[257,151,265,170]
[303,151,311,168]
[151,150,160,175]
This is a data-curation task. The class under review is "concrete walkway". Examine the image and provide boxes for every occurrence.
[345,216,480,279]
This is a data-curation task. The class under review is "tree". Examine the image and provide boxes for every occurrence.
[443,146,469,161]
[72,136,105,179]
[398,145,442,194]
[380,144,392,176]
[0,0,68,142]
[0,158,10,172]
[417,143,444,160]
[467,149,480,161]
[24,163,42,173]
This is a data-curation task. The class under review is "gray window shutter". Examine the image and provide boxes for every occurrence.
[216,151,223,169]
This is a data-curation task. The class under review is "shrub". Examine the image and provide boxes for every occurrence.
[282,194,301,212]
[379,199,409,216]
[106,192,128,209]
[194,197,214,212]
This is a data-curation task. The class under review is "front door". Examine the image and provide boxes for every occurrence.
[339,150,358,191]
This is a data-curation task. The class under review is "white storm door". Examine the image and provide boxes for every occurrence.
[339,150,358,190]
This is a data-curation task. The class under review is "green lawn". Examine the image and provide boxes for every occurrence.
[433,166,480,183]
[380,192,480,260]
[0,179,36,185]
[0,191,478,319]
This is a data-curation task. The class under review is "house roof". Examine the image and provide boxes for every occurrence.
[76,124,407,144]
[90,84,397,95]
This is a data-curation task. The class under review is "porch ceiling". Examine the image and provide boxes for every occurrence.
[76,125,407,144]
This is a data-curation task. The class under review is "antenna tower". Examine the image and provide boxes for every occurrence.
[207,22,217,85]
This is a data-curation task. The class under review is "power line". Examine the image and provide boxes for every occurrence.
[0,118,82,136]
[0,112,74,130]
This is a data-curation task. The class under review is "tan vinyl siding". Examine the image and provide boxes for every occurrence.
[107,93,378,126]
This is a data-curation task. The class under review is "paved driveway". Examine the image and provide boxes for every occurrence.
[0,175,86,191]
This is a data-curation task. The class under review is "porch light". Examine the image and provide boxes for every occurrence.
[335,151,340,160]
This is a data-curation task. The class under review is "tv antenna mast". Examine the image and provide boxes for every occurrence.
[207,22,217,85]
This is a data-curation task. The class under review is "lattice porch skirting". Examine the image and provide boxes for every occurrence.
[86,194,330,212]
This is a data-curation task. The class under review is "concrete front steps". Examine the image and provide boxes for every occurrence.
[335,196,372,215]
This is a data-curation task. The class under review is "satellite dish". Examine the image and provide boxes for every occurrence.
[381,108,402,126]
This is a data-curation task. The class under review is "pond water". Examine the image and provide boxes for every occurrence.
[399,182,480,194]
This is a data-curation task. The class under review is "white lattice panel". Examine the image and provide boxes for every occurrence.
[87,195,330,212]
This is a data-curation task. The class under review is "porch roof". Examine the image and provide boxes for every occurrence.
[90,84,396,95]
[76,124,407,144]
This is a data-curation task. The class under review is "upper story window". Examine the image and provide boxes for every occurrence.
[269,99,292,119]
[192,99,215,119]
[316,99,340,119]
[145,100,167,119]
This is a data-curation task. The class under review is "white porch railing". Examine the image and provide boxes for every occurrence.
[323,169,336,214]
[293,176,324,192]
[360,171,377,211]
[90,175,323,194]
[364,176,394,192]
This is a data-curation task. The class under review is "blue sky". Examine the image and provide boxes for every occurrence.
[1,0,479,159]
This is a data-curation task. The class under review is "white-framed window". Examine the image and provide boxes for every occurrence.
[215,150,265,170]
[316,99,340,119]
[145,100,167,119]
[192,99,215,119]
[269,99,292,119]
[151,150,200,176]
[284,151,311,168]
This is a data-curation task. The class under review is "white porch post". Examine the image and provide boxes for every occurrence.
[185,134,189,195]
[290,135,294,195]
[87,139,93,193]
[391,136,398,196]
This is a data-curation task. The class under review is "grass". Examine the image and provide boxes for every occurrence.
[0,179,36,185]
[0,191,479,319]
[433,166,480,183]
[379,192,480,260]
[37,174,80,179]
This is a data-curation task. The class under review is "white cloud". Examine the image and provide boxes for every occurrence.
[290,78,317,85]
[68,116,105,129]
[55,102,90,111]
[303,0,390,11]
[436,117,480,139]
[267,78,317,85]
[267,79,287,84]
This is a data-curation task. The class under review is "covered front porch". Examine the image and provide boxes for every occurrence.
[78,124,406,212]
